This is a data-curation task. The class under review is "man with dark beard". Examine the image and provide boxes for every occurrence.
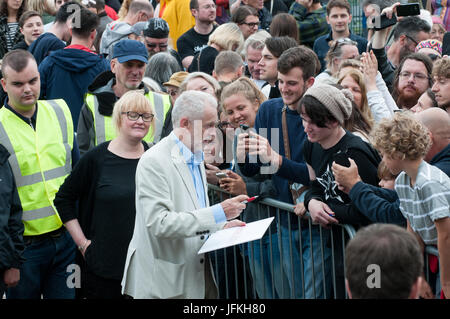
[393,53,433,110]
[371,16,430,92]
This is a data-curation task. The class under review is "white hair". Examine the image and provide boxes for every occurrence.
[171,90,218,128]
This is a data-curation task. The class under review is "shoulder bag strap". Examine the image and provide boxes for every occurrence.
[282,106,308,203]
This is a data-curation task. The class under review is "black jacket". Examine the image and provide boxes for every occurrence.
[372,47,395,92]
[0,144,25,273]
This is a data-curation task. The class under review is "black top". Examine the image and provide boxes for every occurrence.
[176,26,216,61]
[54,141,149,280]
[188,46,219,75]
[303,131,381,226]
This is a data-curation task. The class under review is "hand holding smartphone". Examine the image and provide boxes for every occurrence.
[332,153,351,168]
[216,171,228,179]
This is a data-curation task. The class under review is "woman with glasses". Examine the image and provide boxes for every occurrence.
[231,5,260,40]
[54,91,154,299]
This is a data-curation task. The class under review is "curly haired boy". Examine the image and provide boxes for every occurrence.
[372,111,450,299]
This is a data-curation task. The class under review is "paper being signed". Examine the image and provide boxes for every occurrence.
[198,217,274,254]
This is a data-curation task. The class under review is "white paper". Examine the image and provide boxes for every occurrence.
[198,217,274,254]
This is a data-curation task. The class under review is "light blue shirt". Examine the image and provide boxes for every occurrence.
[172,133,226,224]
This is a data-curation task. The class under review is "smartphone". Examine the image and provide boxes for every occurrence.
[372,13,397,31]
[239,123,250,131]
[396,3,420,17]
[215,171,228,179]
[333,153,351,168]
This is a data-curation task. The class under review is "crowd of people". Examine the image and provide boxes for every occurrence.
[0,0,450,300]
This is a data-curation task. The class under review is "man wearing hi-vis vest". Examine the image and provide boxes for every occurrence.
[0,50,80,299]
[77,39,172,155]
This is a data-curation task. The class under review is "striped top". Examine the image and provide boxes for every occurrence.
[6,22,19,51]
[395,161,450,245]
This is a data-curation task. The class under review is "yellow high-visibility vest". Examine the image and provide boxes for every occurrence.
[0,99,73,236]
[85,90,171,145]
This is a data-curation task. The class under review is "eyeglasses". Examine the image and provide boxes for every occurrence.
[121,111,154,122]
[330,38,358,52]
[405,34,419,46]
[146,42,168,49]
[241,21,260,28]
[427,53,441,61]
[399,71,429,81]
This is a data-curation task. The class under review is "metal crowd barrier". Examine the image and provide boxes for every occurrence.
[207,184,357,299]
[424,245,441,297]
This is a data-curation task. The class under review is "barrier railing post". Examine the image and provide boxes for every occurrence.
[207,184,357,300]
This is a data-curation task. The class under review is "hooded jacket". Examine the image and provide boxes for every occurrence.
[77,71,173,155]
[99,21,133,59]
[38,48,110,129]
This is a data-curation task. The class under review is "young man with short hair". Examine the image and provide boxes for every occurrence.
[372,111,450,299]
[177,0,217,70]
[345,223,423,299]
[313,0,368,72]
[13,11,44,51]
[258,36,298,99]
[431,57,450,114]
[0,50,79,299]
[29,1,83,65]
[237,45,318,298]
[38,7,110,129]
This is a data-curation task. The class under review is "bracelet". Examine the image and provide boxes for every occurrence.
[78,239,89,252]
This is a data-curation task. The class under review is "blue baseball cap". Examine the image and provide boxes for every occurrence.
[112,39,149,64]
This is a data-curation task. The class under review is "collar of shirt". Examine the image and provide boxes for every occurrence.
[325,30,355,42]
[171,132,204,167]
[3,97,38,126]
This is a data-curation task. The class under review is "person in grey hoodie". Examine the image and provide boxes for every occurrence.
[99,0,153,59]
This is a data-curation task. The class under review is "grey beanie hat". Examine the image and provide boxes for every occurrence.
[303,84,353,125]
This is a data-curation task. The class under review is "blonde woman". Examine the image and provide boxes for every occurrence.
[338,69,374,126]
[179,71,221,100]
[26,0,55,24]
[188,22,244,74]
[338,53,394,123]
[54,91,154,299]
